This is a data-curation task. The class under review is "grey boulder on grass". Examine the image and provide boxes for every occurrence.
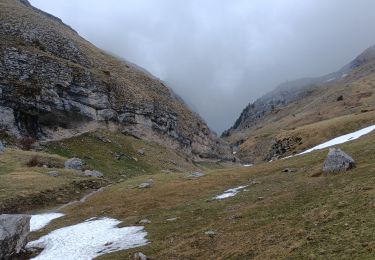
[0,214,31,259]
[323,148,355,173]
[64,158,84,170]
[83,170,104,178]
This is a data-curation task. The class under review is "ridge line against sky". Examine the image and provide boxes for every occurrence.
[30,0,375,133]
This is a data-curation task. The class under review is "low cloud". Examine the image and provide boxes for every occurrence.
[31,0,375,133]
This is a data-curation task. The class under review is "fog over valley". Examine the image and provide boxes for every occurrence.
[30,0,375,133]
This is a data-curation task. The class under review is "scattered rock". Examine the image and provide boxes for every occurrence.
[249,179,261,185]
[323,148,355,173]
[134,252,148,260]
[0,214,31,259]
[205,230,216,238]
[114,152,125,160]
[138,219,151,224]
[337,201,349,208]
[83,170,104,178]
[137,149,145,156]
[64,158,84,170]
[337,95,344,101]
[187,172,205,178]
[0,141,5,153]
[282,168,297,173]
[47,171,60,177]
[138,180,153,189]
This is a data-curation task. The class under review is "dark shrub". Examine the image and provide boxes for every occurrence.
[18,136,36,151]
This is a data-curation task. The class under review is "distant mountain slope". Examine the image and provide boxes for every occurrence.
[0,0,231,160]
[224,45,375,162]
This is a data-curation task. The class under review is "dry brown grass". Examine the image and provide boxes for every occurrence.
[228,67,375,162]
[30,131,375,259]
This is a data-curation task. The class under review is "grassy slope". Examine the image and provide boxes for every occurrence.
[0,130,200,213]
[31,131,375,259]
[227,63,375,162]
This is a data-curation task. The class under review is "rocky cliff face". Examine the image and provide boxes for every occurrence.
[0,0,231,160]
[223,45,375,138]
[223,45,375,162]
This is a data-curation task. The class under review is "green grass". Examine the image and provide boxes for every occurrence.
[45,130,197,180]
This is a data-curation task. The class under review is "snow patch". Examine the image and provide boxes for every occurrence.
[297,124,375,155]
[243,164,253,167]
[30,213,65,232]
[325,77,336,82]
[341,73,348,78]
[27,217,148,260]
[214,185,248,200]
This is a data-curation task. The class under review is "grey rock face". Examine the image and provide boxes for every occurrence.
[137,149,145,156]
[64,158,84,170]
[0,0,233,161]
[0,141,5,153]
[323,148,355,173]
[0,214,31,259]
[83,170,104,178]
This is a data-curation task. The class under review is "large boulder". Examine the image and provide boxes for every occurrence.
[323,148,355,173]
[0,214,31,259]
[64,158,84,170]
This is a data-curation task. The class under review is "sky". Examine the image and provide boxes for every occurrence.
[30,0,375,133]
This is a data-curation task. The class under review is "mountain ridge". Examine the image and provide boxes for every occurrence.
[0,0,231,160]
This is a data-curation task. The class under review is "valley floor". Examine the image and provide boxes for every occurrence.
[1,130,375,259]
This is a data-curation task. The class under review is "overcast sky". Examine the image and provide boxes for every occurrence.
[30,0,375,133]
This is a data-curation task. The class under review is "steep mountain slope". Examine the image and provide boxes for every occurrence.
[0,0,231,160]
[224,45,375,162]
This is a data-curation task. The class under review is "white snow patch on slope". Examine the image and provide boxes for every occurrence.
[298,124,375,155]
[325,77,336,82]
[214,185,248,200]
[243,164,253,167]
[30,213,64,232]
[27,217,148,260]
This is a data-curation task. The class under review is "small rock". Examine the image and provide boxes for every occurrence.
[166,217,178,222]
[47,171,60,177]
[0,214,31,259]
[323,148,355,173]
[282,168,297,173]
[249,179,261,185]
[137,149,145,156]
[64,158,84,170]
[138,219,151,224]
[134,252,148,260]
[138,180,153,189]
[205,230,216,237]
[257,197,264,201]
[337,201,348,208]
[187,172,205,178]
[114,152,125,160]
[83,170,104,178]
[0,141,5,153]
